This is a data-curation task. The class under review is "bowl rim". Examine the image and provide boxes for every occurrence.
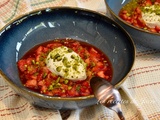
[105,0,160,36]
[0,6,136,101]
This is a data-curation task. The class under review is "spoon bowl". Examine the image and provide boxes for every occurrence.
[90,76,125,120]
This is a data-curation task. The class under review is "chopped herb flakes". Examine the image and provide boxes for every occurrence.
[46,46,87,81]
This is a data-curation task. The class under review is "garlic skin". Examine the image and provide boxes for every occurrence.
[46,46,87,81]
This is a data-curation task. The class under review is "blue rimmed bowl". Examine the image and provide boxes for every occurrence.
[105,0,160,50]
[0,7,135,109]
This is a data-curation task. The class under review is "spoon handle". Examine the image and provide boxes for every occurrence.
[117,110,125,120]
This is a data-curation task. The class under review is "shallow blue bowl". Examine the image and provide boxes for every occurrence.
[0,7,135,109]
[105,0,160,49]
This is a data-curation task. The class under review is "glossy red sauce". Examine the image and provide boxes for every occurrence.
[17,39,113,97]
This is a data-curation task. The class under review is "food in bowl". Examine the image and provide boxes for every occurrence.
[17,39,113,97]
[119,0,160,33]
[0,7,135,109]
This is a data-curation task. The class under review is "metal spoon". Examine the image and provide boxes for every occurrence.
[90,76,125,120]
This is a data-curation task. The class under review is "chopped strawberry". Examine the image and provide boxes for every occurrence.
[155,0,160,3]
[82,81,89,87]
[145,0,152,6]
[137,17,146,28]
[97,71,105,78]
[149,28,157,33]
[96,62,104,68]
[17,59,27,72]
[67,86,79,97]
[135,7,141,15]
[25,79,37,88]
[155,26,160,32]
[80,89,91,96]
[36,46,43,55]
[38,80,45,87]
[41,85,47,93]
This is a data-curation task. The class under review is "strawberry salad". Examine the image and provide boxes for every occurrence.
[119,0,160,33]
